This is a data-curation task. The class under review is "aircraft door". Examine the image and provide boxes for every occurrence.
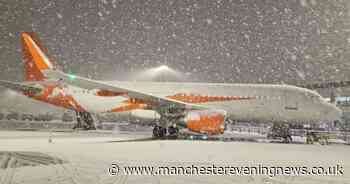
[284,90,298,111]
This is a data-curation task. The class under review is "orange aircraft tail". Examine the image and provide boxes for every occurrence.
[21,32,55,81]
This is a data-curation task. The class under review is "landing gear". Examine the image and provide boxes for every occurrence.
[73,111,96,130]
[267,123,292,143]
[151,108,184,139]
[152,125,167,138]
[152,125,179,139]
[167,125,179,139]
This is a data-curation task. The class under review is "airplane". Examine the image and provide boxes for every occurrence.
[0,32,342,142]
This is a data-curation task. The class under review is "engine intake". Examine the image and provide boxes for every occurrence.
[183,109,226,135]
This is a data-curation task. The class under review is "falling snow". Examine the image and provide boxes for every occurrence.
[0,0,349,86]
[56,13,63,19]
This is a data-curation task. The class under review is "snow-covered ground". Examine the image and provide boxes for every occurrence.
[0,130,349,184]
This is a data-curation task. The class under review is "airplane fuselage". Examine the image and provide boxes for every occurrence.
[24,81,342,125]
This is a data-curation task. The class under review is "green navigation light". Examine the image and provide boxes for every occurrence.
[68,74,77,80]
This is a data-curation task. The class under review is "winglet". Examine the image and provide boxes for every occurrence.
[21,32,55,81]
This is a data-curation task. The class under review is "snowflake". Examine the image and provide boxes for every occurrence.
[206,18,213,25]
[57,13,63,19]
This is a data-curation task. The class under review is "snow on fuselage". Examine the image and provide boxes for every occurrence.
[36,81,341,125]
[111,81,341,124]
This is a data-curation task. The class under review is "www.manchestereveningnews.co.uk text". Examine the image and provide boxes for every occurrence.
[108,163,344,177]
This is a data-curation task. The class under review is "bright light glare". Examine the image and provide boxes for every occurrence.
[154,65,170,72]
[158,65,169,70]
[68,74,77,80]
[132,65,185,82]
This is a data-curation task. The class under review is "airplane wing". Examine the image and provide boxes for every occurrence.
[0,80,42,94]
[44,70,207,111]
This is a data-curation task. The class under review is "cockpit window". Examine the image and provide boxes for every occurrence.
[304,91,322,102]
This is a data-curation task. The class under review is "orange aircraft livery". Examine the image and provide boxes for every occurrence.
[0,32,342,137]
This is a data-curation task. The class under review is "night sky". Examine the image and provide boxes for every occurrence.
[0,0,349,85]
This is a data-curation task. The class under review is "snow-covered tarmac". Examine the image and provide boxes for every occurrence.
[0,130,349,184]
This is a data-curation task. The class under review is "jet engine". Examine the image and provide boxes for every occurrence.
[183,109,226,135]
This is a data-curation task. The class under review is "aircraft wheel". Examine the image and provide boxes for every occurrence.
[153,125,167,138]
[168,126,179,139]
[152,126,159,137]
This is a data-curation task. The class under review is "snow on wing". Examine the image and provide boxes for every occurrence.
[44,70,208,111]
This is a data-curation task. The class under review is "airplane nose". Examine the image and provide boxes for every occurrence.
[323,103,342,121]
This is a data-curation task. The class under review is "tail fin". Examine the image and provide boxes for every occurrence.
[21,32,55,81]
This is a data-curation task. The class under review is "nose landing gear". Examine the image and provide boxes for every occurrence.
[152,125,179,139]
[267,123,293,143]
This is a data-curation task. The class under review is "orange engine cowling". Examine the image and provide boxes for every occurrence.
[184,110,226,135]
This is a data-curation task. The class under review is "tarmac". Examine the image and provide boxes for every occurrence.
[0,130,349,184]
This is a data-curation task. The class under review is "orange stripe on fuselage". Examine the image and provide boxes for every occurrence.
[167,93,254,103]
[109,103,147,112]
[107,94,254,113]
[95,90,128,97]
[109,98,148,112]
